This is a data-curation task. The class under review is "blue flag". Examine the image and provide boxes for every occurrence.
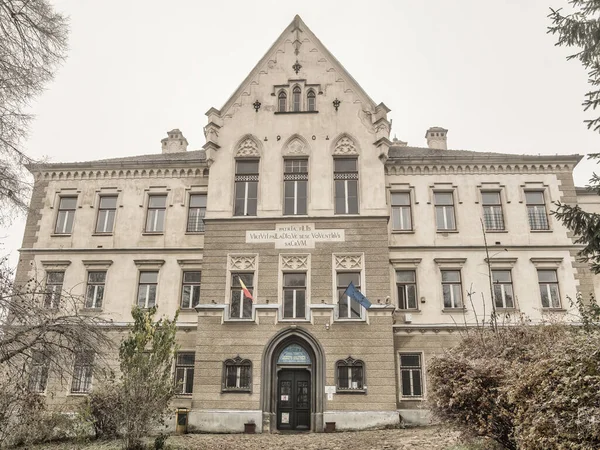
[344,282,372,309]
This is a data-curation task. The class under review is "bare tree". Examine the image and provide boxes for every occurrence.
[0,0,68,225]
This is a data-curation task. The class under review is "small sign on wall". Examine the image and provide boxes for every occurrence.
[281,395,289,401]
[281,412,290,424]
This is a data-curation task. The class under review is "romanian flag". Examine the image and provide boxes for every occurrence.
[238,277,254,302]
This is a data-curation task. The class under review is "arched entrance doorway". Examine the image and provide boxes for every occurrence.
[261,327,325,432]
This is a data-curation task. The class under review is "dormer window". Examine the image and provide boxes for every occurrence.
[278,91,287,112]
[293,86,301,112]
[307,90,316,111]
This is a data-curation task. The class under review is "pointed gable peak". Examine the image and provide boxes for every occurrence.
[213,14,379,119]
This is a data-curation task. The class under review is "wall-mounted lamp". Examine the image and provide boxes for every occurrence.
[325,323,330,330]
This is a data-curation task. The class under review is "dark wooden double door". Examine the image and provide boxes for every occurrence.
[277,369,310,430]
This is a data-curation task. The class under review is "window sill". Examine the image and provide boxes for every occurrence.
[279,318,310,322]
[80,308,103,313]
[334,318,367,323]
[175,393,193,398]
[336,389,366,395]
[530,229,552,233]
[391,230,415,234]
[142,232,164,236]
[185,231,205,235]
[226,317,254,322]
[91,233,113,237]
[441,308,467,313]
[221,389,252,394]
[495,308,519,313]
[484,230,508,233]
[50,233,72,237]
[396,309,420,313]
[274,111,319,115]
[541,308,566,312]
[68,392,90,397]
[179,308,199,313]
[400,397,424,401]
[436,230,459,234]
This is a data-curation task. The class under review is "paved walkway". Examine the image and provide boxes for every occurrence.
[168,427,461,450]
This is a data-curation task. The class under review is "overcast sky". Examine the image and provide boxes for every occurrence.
[2,0,599,266]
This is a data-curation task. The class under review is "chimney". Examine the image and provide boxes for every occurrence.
[161,129,188,154]
[425,127,448,150]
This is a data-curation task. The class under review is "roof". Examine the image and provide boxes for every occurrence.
[387,146,582,163]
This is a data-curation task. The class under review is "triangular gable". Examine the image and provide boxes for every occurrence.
[215,15,379,118]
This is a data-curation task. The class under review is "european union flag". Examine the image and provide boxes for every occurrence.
[344,282,372,309]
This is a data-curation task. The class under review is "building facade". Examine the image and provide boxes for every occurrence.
[16,16,595,432]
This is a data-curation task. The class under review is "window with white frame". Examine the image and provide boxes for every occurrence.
[95,196,117,233]
[145,195,167,232]
[187,194,206,232]
[292,86,301,112]
[337,272,362,319]
[307,89,316,111]
[137,271,158,308]
[174,352,195,395]
[282,273,306,319]
[71,352,93,394]
[223,356,251,392]
[399,353,423,398]
[181,271,201,309]
[44,271,64,308]
[391,192,412,231]
[434,192,456,231]
[441,270,463,309]
[283,159,308,215]
[85,271,106,309]
[334,158,359,214]
[55,197,77,234]
[230,273,253,319]
[482,191,504,231]
[538,269,561,308]
[28,351,49,393]
[234,160,259,216]
[278,90,287,112]
[396,270,417,310]
[526,191,549,230]
[336,357,364,391]
[492,270,514,309]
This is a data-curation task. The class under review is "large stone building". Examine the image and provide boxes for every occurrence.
[16,15,596,432]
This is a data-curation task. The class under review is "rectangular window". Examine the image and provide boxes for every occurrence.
[334,159,359,214]
[538,269,561,308]
[234,160,259,216]
[28,351,49,393]
[230,273,253,319]
[181,271,201,309]
[441,270,463,309]
[434,192,456,231]
[492,270,514,309]
[337,362,364,391]
[337,272,362,319]
[145,195,167,232]
[137,271,158,308]
[71,352,93,394]
[174,353,195,395]
[391,192,412,231]
[283,273,306,319]
[283,159,308,215]
[85,271,106,309]
[482,191,505,231]
[55,197,77,234]
[187,194,206,232]
[95,196,117,233]
[400,354,423,398]
[44,271,64,309]
[396,270,417,310]
[526,191,549,230]
[224,362,251,390]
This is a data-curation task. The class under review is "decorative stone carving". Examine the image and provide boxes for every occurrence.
[283,137,307,156]
[281,255,308,270]
[333,136,358,155]
[334,254,362,270]
[228,255,257,270]
[236,138,260,158]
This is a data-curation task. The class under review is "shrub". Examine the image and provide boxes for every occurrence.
[87,386,122,439]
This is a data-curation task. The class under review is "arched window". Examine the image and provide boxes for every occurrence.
[293,86,301,112]
[307,90,316,111]
[336,356,365,392]
[278,91,287,112]
[222,356,252,392]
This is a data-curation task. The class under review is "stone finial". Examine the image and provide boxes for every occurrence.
[161,129,188,154]
[425,127,448,150]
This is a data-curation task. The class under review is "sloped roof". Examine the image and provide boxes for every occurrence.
[388,146,582,163]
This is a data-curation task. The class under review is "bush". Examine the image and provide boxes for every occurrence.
[87,386,122,439]
[428,319,600,450]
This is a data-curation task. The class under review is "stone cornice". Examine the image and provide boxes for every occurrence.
[31,165,209,182]
[385,160,579,176]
